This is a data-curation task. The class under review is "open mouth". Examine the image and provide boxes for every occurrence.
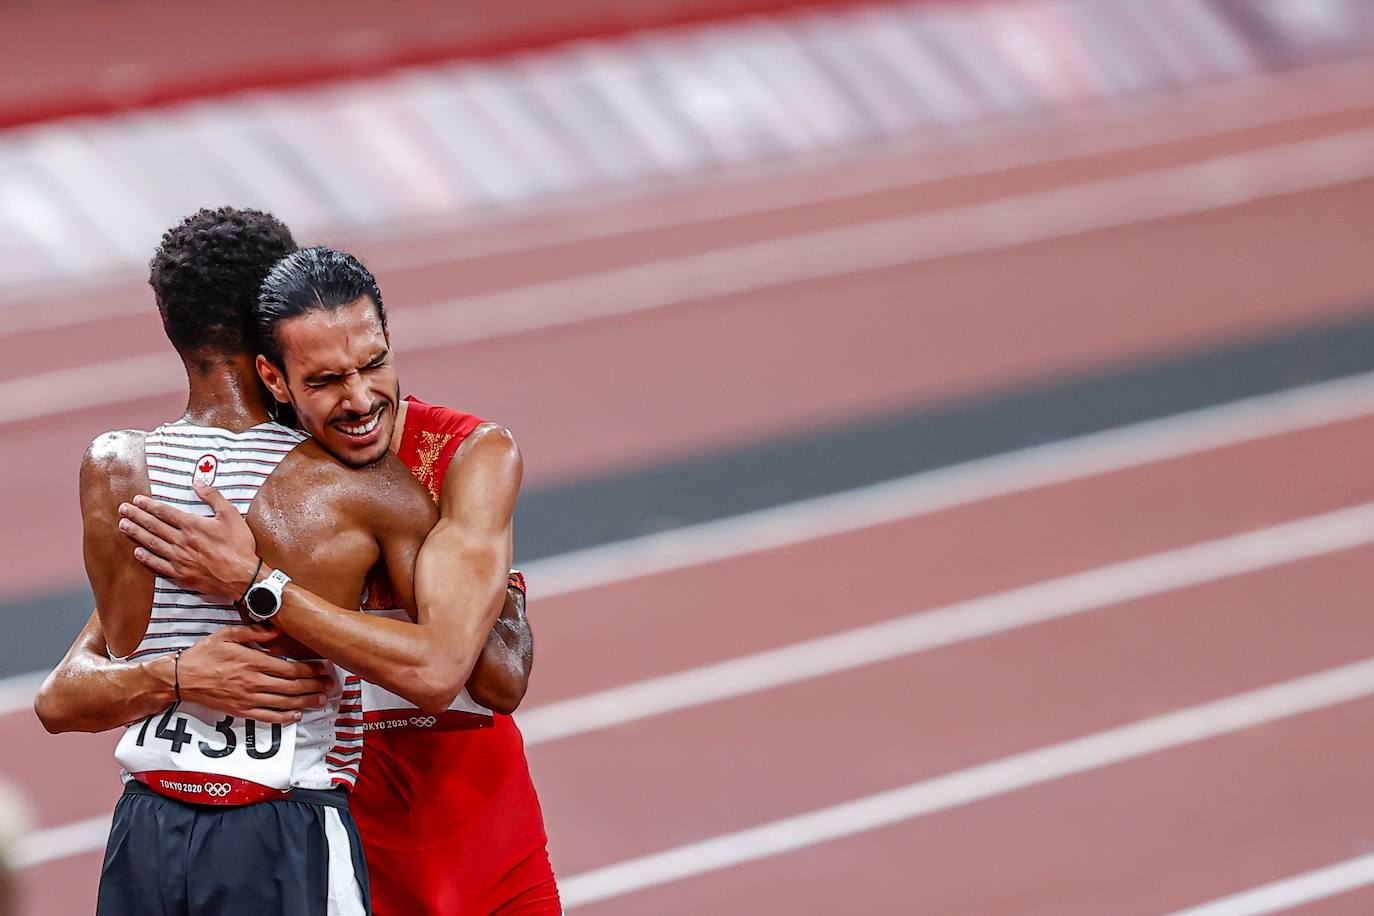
[334,405,386,444]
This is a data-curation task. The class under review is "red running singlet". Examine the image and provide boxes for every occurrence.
[354,396,558,915]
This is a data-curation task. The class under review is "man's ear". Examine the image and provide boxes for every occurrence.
[255,354,290,404]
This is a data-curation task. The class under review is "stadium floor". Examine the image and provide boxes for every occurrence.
[4,59,1374,913]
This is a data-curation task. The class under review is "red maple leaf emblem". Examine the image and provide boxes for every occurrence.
[198,460,214,474]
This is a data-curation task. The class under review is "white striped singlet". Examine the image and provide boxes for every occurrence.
[116,420,362,792]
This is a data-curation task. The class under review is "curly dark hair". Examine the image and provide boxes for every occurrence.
[149,206,297,360]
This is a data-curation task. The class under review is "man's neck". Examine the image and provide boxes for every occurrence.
[180,352,273,431]
[389,398,409,455]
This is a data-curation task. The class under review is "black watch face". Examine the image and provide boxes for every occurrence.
[246,586,276,618]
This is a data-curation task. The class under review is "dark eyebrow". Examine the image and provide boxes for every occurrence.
[306,369,345,386]
[307,352,386,386]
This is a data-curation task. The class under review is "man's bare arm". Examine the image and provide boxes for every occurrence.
[36,611,174,733]
[262,427,520,712]
[465,583,533,715]
[34,611,331,733]
[53,431,331,733]
[411,424,522,704]
[81,430,154,660]
[120,427,522,715]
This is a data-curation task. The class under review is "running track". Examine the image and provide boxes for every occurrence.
[5,60,1374,913]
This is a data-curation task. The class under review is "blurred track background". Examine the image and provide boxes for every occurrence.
[4,0,1374,912]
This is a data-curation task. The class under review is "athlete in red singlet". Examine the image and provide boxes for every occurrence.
[37,234,556,914]
[356,396,556,915]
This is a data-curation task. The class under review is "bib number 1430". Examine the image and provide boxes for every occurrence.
[115,701,297,802]
[134,706,283,759]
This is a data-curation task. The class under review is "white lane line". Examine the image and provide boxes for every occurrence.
[10,122,1374,426]
[18,500,1374,870]
[1165,852,1374,916]
[557,658,1374,907]
[519,500,1374,745]
[12,814,110,870]
[21,411,1374,873]
[0,672,46,719]
[0,353,179,425]
[523,369,1374,599]
[5,368,1374,722]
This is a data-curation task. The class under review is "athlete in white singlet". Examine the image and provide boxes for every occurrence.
[112,420,365,802]
[82,208,437,916]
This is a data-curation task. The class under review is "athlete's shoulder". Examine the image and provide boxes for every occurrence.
[328,443,435,520]
[439,422,522,508]
[275,438,420,496]
[81,429,147,483]
[269,439,436,534]
[85,428,146,464]
[79,429,148,516]
[356,452,439,535]
[358,449,430,492]
[455,422,518,458]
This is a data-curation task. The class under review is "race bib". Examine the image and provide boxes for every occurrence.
[116,702,296,805]
[356,607,494,734]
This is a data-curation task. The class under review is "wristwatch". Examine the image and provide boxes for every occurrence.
[244,569,292,623]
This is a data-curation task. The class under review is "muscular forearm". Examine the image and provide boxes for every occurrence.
[266,431,517,714]
[36,656,175,734]
[465,589,532,714]
[37,611,331,731]
[35,614,175,734]
[273,584,454,710]
[269,538,505,714]
[415,522,510,705]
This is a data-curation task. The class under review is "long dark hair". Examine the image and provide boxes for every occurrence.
[255,246,387,374]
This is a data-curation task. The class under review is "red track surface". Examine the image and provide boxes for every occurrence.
[1306,888,1374,915]
[592,697,1374,915]
[5,65,1374,914]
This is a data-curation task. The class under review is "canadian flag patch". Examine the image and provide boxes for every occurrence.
[192,454,218,488]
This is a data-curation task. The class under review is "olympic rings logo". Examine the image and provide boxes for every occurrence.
[204,782,232,798]
[408,716,437,729]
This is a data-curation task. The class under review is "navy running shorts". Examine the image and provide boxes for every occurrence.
[97,781,370,915]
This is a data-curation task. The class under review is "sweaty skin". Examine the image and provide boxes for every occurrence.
[79,426,435,703]
[37,593,530,733]
[39,407,531,734]
[36,610,333,731]
[125,424,521,715]
[119,300,524,715]
[468,585,533,714]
